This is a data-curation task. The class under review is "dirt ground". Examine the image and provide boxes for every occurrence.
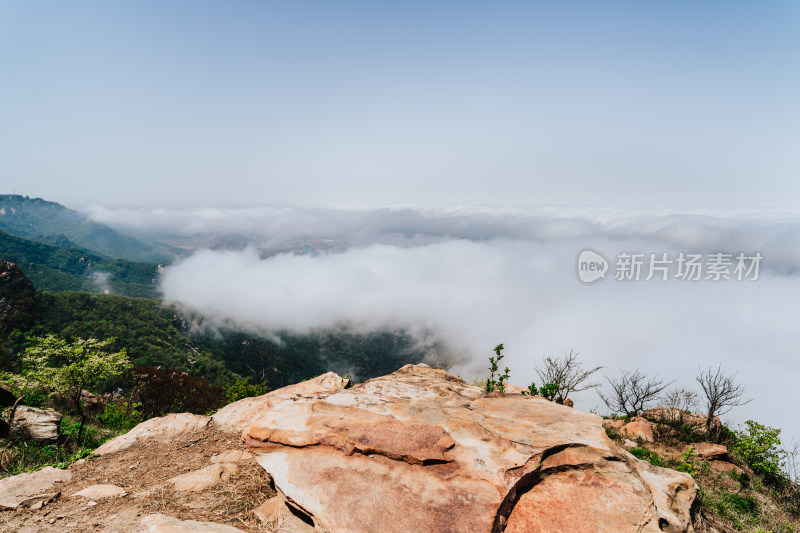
[0,427,277,533]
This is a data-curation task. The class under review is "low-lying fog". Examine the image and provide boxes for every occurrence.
[91,204,800,441]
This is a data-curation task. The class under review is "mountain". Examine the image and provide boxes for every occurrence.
[0,229,160,298]
[0,195,182,264]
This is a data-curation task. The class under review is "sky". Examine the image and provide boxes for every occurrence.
[1,3,799,443]
[1,1,799,207]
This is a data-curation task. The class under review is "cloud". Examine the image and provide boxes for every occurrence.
[157,207,800,441]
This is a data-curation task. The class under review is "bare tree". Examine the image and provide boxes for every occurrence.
[696,365,751,439]
[535,350,603,403]
[659,387,700,427]
[784,438,800,485]
[598,370,673,417]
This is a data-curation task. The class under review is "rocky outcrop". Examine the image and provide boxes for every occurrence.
[243,364,698,533]
[10,406,62,442]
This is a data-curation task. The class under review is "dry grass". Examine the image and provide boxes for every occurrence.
[213,462,279,532]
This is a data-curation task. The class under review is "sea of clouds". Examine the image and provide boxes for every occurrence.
[90,204,800,441]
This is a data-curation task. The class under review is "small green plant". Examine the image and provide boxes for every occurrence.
[225,377,269,403]
[485,344,510,392]
[539,383,558,401]
[677,446,698,477]
[733,420,786,479]
[521,383,538,396]
[629,447,665,467]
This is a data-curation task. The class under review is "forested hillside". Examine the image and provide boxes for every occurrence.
[0,230,159,297]
[0,195,181,263]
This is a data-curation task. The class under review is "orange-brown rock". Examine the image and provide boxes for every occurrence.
[622,419,655,442]
[691,442,729,461]
[243,364,697,533]
[709,460,744,475]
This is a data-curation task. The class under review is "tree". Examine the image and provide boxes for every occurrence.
[22,335,131,442]
[535,350,602,404]
[696,365,751,440]
[598,369,673,417]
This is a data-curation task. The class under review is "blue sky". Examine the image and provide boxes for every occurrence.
[1,1,799,207]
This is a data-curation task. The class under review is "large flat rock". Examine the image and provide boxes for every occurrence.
[243,364,698,533]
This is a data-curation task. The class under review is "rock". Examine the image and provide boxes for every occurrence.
[561,397,574,408]
[709,460,743,475]
[253,492,316,533]
[0,466,72,510]
[94,413,211,455]
[501,383,528,394]
[210,450,253,464]
[691,443,728,461]
[622,419,655,443]
[168,463,238,492]
[72,484,127,499]
[141,513,246,532]
[9,406,62,442]
[212,371,349,434]
[603,419,625,430]
[244,364,697,533]
[623,439,638,448]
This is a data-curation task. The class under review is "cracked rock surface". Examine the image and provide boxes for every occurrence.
[243,364,698,533]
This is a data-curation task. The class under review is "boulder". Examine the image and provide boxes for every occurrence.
[94,413,211,455]
[0,466,72,510]
[141,514,246,532]
[602,419,625,431]
[621,419,655,443]
[243,364,697,533]
[10,406,61,442]
[691,443,728,461]
[168,463,238,492]
[212,371,349,434]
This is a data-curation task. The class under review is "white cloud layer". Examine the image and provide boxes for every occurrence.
[150,205,800,441]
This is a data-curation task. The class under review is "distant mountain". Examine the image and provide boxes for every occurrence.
[0,229,160,298]
[0,195,183,264]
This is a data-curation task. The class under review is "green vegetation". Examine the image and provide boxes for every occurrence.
[733,420,786,479]
[225,377,269,403]
[629,447,665,467]
[484,343,510,392]
[18,335,131,441]
[0,194,180,263]
[0,229,160,297]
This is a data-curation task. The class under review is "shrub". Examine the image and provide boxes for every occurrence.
[733,420,786,479]
[130,367,226,418]
[539,383,558,401]
[97,400,144,432]
[225,377,268,403]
